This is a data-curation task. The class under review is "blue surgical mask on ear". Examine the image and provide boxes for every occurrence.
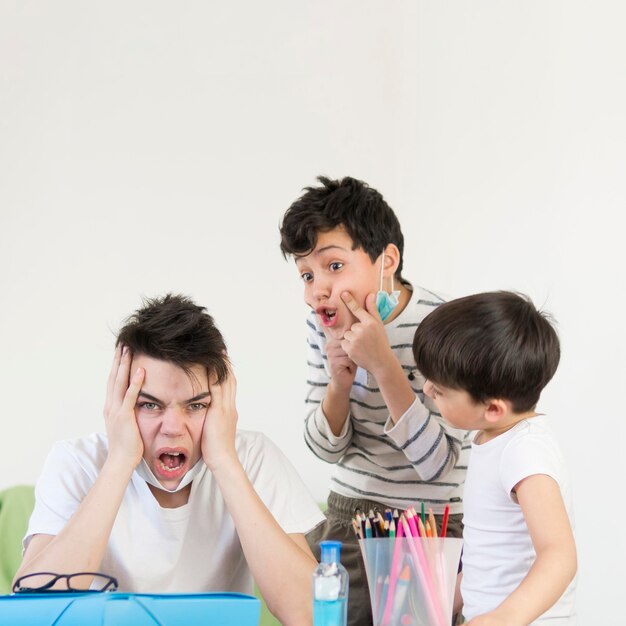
[376,250,400,322]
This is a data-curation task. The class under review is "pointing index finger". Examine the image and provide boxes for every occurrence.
[341,291,370,321]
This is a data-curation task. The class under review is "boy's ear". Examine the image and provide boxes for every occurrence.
[483,398,509,424]
[382,243,401,277]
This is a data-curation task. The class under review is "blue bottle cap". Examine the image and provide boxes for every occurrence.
[319,540,342,564]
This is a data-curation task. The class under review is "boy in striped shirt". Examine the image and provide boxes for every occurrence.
[280,176,471,626]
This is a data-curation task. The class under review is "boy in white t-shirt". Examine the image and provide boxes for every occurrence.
[412,291,577,626]
[15,294,324,626]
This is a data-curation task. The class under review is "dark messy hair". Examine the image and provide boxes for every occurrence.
[412,291,560,413]
[116,293,229,383]
[279,176,405,278]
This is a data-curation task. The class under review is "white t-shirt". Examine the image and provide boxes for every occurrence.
[461,416,576,624]
[25,430,325,594]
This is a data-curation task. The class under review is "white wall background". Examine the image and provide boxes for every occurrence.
[1,1,624,622]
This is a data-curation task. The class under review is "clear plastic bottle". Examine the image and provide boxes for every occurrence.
[313,540,349,626]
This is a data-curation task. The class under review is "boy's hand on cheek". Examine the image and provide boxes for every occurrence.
[103,345,145,468]
[201,364,239,472]
[326,339,357,393]
[340,292,393,376]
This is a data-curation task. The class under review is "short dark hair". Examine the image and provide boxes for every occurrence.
[412,291,560,413]
[116,294,229,383]
[279,176,405,277]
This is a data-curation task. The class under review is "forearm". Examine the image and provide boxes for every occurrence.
[16,457,133,582]
[212,456,317,626]
[372,353,417,423]
[384,398,462,480]
[375,350,461,480]
[487,547,577,625]
[321,381,351,436]
[304,407,351,463]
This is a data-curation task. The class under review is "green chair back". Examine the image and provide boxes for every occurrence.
[0,485,35,594]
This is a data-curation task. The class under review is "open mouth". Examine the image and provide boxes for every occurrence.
[158,451,187,473]
[317,306,338,327]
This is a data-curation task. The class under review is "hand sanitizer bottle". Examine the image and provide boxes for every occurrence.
[313,540,349,626]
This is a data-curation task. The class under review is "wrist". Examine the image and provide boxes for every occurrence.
[203,445,239,472]
[328,378,352,397]
[206,451,243,478]
[102,454,137,483]
[370,349,401,382]
[488,606,524,626]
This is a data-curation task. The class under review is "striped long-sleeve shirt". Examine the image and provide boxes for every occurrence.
[304,284,471,515]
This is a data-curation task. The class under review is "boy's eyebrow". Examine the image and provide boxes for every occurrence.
[295,245,348,260]
[315,244,348,255]
[138,391,163,404]
[186,392,211,403]
[137,391,210,404]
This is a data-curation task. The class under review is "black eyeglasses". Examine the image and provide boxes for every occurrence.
[12,572,118,594]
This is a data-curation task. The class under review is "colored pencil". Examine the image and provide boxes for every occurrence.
[390,565,411,624]
[441,504,450,538]
[429,508,438,538]
[417,515,427,538]
[405,507,419,537]
[377,511,386,535]
[399,516,446,626]
[381,515,405,626]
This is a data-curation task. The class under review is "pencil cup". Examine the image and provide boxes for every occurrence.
[359,537,462,626]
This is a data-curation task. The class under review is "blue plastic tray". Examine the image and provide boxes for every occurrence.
[0,591,260,625]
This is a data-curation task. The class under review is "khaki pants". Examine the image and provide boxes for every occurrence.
[306,492,463,626]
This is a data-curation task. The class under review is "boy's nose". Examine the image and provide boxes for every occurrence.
[160,407,186,435]
[313,278,331,301]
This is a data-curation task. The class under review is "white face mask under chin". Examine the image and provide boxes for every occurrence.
[135,457,206,493]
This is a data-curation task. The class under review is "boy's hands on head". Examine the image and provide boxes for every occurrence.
[340,291,394,377]
[201,361,239,472]
[103,345,145,469]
